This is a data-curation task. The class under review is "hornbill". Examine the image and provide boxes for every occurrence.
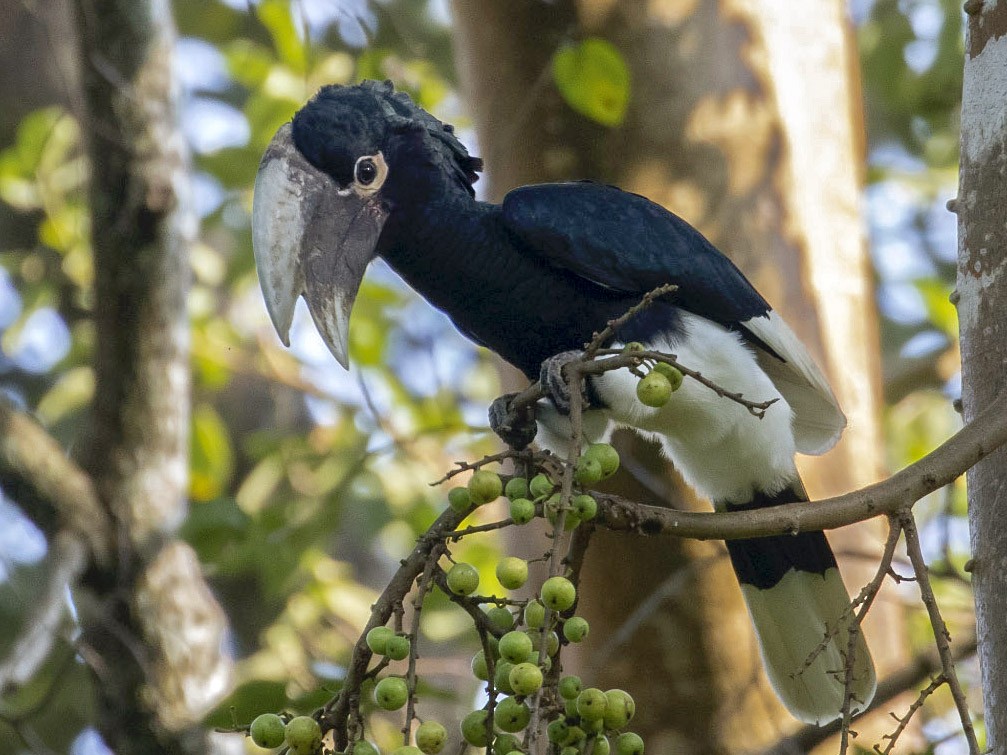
[252,80,877,725]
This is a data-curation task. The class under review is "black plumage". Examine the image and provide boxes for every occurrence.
[255,80,876,725]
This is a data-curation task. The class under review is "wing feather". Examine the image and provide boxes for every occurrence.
[743,312,846,456]
[502,182,769,325]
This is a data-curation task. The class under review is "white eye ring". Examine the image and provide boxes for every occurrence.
[352,152,387,195]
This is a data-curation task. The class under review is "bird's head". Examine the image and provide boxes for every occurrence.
[252,80,481,367]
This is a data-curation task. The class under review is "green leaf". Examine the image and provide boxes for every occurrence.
[552,38,630,127]
[257,0,307,75]
[223,39,276,89]
[190,403,235,502]
[35,366,94,425]
[913,278,958,337]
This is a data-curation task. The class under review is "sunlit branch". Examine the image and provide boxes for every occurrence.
[594,388,1007,539]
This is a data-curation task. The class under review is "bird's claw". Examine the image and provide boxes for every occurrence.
[540,350,590,415]
[489,393,538,450]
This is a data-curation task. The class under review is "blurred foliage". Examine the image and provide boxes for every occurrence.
[0,0,979,753]
[552,38,630,127]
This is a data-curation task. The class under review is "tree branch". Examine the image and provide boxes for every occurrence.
[0,402,110,564]
[901,513,980,755]
[594,389,1007,539]
[70,0,231,751]
[762,633,978,755]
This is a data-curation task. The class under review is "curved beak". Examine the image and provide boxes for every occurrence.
[252,123,388,369]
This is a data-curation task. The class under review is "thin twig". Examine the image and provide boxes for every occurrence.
[874,673,946,755]
[900,512,980,755]
[402,543,444,745]
[589,350,779,417]
[762,632,978,754]
[322,506,470,749]
[430,450,532,486]
[582,284,678,359]
[799,517,902,678]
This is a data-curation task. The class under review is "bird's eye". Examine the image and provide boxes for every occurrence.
[355,157,378,186]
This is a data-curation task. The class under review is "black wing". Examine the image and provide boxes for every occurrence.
[501,182,770,326]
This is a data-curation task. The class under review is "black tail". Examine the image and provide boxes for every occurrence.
[722,481,876,724]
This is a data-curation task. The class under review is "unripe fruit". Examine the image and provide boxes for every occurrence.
[563,616,590,643]
[460,710,490,747]
[468,470,503,504]
[636,371,672,407]
[494,661,516,694]
[547,719,570,744]
[572,494,598,521]
[486,634,500,658]
[496,557,529,590]
[509,497,535,524]
[622,342,645,353]
[508,662,543,696]
[561,748,580,755]
[384,635,410,661]
[446,563,479,596]
[524,599,546,629]
[448,487,471,512]
[562,726,587,746]
[415,720,447,754]
[593,736,612,755]
[545,495,581,530]
[574,456,604,485]
[615,732,644,754]
[471,650,490,681]
[492,733,521,755]
[249,713,285,749]
[499,631,533,664]
[529,473,554,498]
[374,677,409,710]
[504,477,529,500]
[366,626,394,655]
[391,748,423,755]
[494,696,531,732]
[487,606,515,631]
[584,443,620,477]
[353,742,379,755]
[652,362,683,391]
[528,629,560,656]
[576,688,608,721]
[541,576,576,611]
[565,697,579,718]
[603,689,636,730]
[559,675,583,700]
[284,716,321,754]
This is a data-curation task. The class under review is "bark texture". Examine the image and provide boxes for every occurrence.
[956,1,1007,748]
[72,0,230,750]
[453,0,898,750]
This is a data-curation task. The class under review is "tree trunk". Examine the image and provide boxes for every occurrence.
[453,1,902,750]
[72,0,231,751]
[956,1,1007,748]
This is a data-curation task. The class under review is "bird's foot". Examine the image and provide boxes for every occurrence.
[489,393,538,450]
[540,350,591,415]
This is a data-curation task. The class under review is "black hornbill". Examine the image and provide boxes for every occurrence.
[252,80,876,725]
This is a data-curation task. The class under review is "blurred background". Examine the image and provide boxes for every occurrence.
[0,0,974,753]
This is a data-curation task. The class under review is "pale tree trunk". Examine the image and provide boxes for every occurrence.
[72,0,231,751]
[956,0,1007,748]
[453,1,903,751]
